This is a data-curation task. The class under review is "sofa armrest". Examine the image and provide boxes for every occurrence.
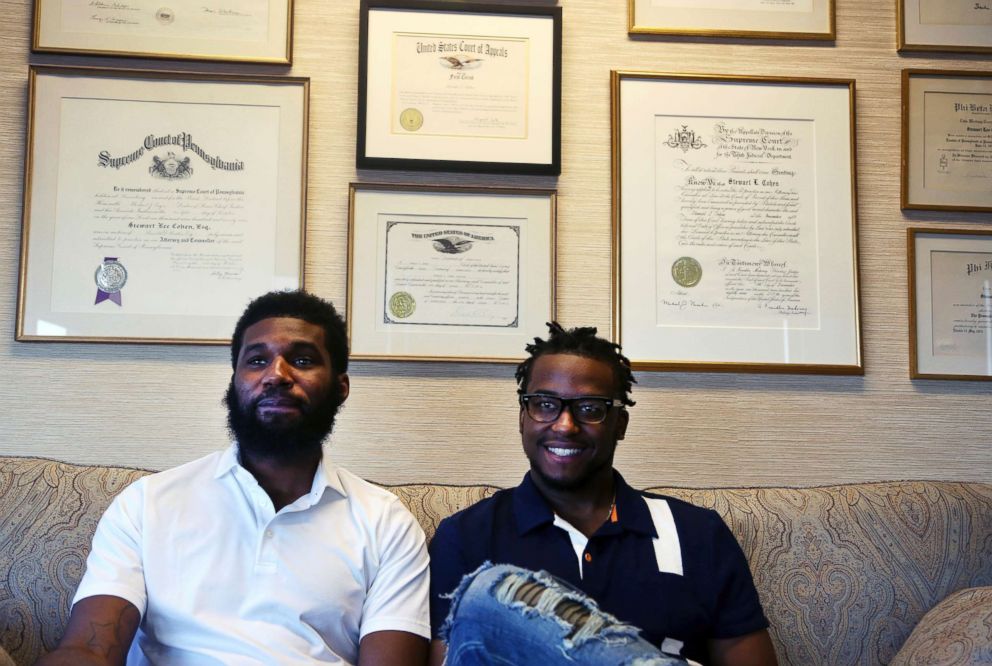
[890,586,992,666]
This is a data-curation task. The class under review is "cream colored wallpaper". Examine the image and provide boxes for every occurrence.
[1,0,990,488]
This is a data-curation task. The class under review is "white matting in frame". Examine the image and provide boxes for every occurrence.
[33,0,294,63]
[628,0,834,40]
[909,228,992,380]
[612,71,862,374]
[17,66,308,344]
[898,0,992,53]
[348,183,556,362]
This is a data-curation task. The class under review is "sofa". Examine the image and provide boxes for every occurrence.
[1,455,990,665]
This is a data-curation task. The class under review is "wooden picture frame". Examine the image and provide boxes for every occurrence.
[628,0,835,41]
[612,71,862,374]
[909,227,992,380]
[902,69,992,212]
[17,66,308,343]
[897,0,992,53]
[348,183,556,362]
[32,0,294,63]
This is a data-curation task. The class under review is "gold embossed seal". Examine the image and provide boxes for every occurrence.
[399,108,424,132]
[389,291,416,318]
[671,257,702,288]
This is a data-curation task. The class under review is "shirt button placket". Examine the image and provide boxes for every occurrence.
[257,520,277,571]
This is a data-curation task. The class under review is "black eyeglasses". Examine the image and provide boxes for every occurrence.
[519,394,619,425]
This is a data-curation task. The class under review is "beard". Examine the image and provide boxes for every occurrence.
[526,435,616,493]
[224,379,345,464]
[529,456,614,492]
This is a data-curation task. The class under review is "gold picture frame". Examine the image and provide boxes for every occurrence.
[628,0,835,41]
[897,0,992,53]
[902,69,992,212]
[347,183,557,363]
[17,66,308,344]
[32,0,294,63]
[611,71,862,374]
[909,227,992,381]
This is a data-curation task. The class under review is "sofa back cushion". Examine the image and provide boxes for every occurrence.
[645,484,992,665]
[0,457,149,664]
[389,482,992,666]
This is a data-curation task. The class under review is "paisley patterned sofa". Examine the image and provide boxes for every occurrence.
[1,455,990,665]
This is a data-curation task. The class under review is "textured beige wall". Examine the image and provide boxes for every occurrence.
[1,0,990,488]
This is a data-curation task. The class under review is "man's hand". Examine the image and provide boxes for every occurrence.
[709,628,778,666]
[358,630,429,666]
[36,595,140,666]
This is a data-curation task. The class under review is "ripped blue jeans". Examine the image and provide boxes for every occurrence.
[439,563,687,666]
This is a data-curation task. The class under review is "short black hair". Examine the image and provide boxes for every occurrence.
[230,290,349,374]
[515,322,636,407]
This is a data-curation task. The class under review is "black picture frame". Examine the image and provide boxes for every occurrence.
[357,0,561,175]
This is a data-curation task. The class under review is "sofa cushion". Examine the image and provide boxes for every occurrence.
[3,455,992,666]
[889,586,992,666]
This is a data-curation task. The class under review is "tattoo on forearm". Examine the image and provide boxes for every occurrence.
[86,606,139,658]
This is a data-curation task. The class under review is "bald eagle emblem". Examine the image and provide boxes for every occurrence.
[431,237,474,254]
[439,55,483,70]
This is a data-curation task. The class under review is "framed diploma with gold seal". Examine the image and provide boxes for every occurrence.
[348,183,557,362]
[32,0,294,63]
[902,70,992,212]
[909,228,992,380]
[898,0,992,53]
[357,0,561,174]
[628,0,834,40]
[16,66,308,344]
[611,71,863,374]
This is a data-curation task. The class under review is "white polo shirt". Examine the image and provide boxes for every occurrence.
[74,446,430,665]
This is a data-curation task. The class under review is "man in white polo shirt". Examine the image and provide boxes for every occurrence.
[39,291,430,666]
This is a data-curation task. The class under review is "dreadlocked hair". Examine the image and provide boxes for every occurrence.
[515,322,636,407]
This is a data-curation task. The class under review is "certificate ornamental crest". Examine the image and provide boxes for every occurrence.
[664,125,706,153]
[150,152,192,179]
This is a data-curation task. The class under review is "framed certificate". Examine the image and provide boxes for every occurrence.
[898,0,992,53]
[902,70,992,212]
[909,228,992,380]
[32,0,294,63]
[357,0,561,174]
[17,66,308,344]
[612,71,862,374]
[628,0,834,40]
[348,183,556,362]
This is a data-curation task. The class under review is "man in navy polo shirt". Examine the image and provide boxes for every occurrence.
[429,323,777,666]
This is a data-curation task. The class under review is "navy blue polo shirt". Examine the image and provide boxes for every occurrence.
[429,472,768,664]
